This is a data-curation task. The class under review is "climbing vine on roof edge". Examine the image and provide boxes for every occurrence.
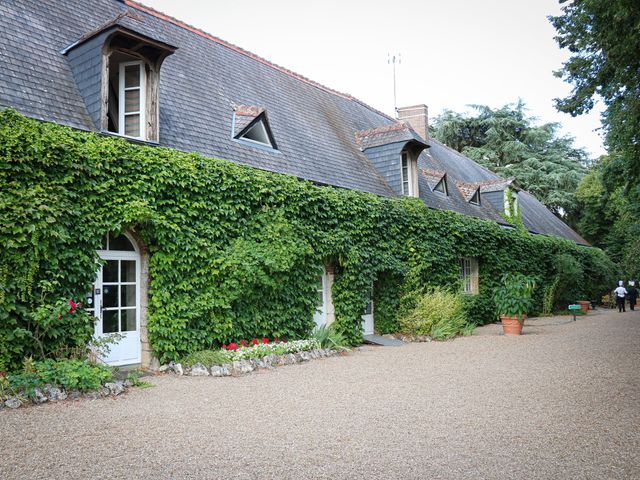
[0,110,617,369]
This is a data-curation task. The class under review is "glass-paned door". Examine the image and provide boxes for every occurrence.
[91,234,141,366]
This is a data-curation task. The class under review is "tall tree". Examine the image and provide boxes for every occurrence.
[550,0,640,188]
[551,1,640,279]
[431,102,590,221]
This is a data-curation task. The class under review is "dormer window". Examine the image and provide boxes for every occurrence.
[433,175,448,195]
[233,106,277,150]
[401,151,418,197]
[470,189,481,205]
[63,23,175,142]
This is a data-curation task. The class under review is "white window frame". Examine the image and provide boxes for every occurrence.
[401,151,418,197]
[433,175,448,195]
[460,257,479,295]
[118,60,146,140]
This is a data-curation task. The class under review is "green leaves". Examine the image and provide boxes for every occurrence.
[0,110,617,367]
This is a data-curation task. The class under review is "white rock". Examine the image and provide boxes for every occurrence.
[173,363,183,376]
[4,397,22,409]
[190,363,210,376]
[33,388,48,404]
[210,365,230,377]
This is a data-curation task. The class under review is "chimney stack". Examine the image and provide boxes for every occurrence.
[396,104,429,141]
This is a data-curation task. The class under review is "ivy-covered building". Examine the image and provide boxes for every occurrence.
[0,0,601,369]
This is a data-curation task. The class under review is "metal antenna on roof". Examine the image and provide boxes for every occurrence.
[388,53,401,116]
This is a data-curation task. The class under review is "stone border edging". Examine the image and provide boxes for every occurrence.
[160,348,344,377]
[1,379,133,410]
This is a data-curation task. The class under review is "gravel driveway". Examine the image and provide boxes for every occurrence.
[2,309,639,479]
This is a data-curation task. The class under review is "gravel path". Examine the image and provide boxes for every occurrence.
[2,309,639,479]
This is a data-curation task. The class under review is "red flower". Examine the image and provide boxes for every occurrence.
[261,337,269,344]
[221,344,227,350]
[227,342,238,351]
[251,338,259,345]
[67,299,77,315]
[240,340,246,347]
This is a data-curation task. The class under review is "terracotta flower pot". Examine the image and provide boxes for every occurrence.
[500,315,525,336]
[577,300,590,313]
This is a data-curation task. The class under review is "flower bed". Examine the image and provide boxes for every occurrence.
[164,339,339,377]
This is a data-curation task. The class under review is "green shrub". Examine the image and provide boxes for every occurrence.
[311,324,348,349]
[399,288,470,340]
[5,358,113,399]
[181,349,231,367]
[553,253,585,307]
[462,294,496,326]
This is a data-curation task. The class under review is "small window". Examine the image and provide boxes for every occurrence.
[469,189,481,205]
[108,52,147,140]
[119,61,145,138]
[235,114,277,149]
[401,151,418,197]
[460,257,479,294]
[433,176,448,195]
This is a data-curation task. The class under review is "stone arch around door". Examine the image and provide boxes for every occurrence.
[92,230,151,368]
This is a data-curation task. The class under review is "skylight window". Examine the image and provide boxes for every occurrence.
[433,176,448,195]
[241,120,272,146]
[234,111,277,150]
[469,189,481,205]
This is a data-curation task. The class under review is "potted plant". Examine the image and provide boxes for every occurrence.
[576,300,590,313]
[492,273,537,336]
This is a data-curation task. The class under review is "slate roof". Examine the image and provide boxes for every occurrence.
[0,0,588,245]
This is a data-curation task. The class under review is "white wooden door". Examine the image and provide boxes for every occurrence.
[361,290,374,335]
[89,233,141,366]
[313,273,328,329]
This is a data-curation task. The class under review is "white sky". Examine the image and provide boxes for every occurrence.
[142,0,606,158]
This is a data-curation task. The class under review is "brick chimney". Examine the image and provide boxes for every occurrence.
[396,104,429,141]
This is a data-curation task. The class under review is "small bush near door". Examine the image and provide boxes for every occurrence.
[399,288,473,340]
[2,358,113,401]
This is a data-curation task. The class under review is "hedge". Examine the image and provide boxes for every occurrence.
[0,110,617,368]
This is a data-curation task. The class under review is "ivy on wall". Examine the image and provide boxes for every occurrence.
[0,111,617,368]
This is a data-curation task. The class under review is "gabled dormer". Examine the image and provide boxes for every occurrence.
[356,123,428,198]
[423,169,449,196]
[478,178,518,215]
[456,181,482,206]
[232,105,277,149]
[62,14,177,142]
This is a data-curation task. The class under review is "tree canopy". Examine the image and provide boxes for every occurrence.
[430,101,589,221]
[549,0,640,188]
[550,0,640,279]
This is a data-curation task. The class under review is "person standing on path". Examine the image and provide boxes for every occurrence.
[615,281,628,312]
[627,281,638,311]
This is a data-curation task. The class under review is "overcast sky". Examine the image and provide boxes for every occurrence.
[142,0,605,158]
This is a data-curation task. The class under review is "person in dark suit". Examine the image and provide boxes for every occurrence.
[628,281,638,311]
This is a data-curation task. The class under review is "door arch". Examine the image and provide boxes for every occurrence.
[89,232,142,366]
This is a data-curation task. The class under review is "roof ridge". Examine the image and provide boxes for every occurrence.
[123,0,397,123]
